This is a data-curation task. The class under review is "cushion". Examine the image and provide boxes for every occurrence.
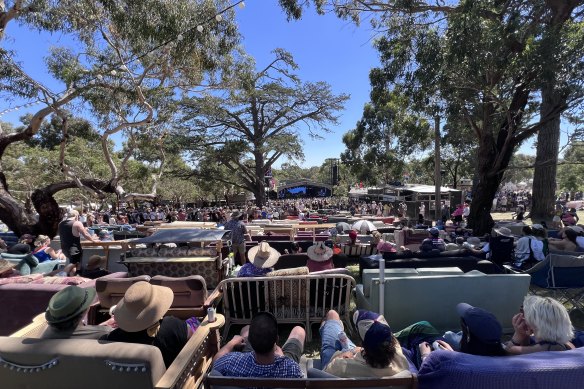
[95,275,151,309]
[130,247,158,257]
[150,275,207,308]
[310,268,351,276]
[0,273,44,285]
[187,247,217,257]
[158,247,188,257]
[32,276,92,285]
[266,267,309,277]
[0,252,38,267]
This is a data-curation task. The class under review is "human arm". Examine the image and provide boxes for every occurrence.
[503,313,532,354]
[74,221,99,241]
[45,247,66,260]
[213,335,245,362]
[419,341,453,362]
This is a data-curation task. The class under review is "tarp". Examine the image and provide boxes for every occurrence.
[129,228,230,244]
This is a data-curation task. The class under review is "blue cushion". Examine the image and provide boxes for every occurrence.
[418,348,584,389]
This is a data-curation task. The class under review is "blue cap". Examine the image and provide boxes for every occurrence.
[353,310,393,350]
[457,303,502,344]
[428,227,440,236]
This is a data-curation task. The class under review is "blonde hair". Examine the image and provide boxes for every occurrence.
[34,235,50,248]
[523,296,573,344]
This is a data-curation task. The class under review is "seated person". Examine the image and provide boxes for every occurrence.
[513,225,546,270]
[504,295,574,354]
[419,227,446,252]
[548,227,579,252]
[468,227,513,260]
[306,242,334,272]
[97,229,113,242]
[7,242,32,255]
[320,309,409,377]
[105,281,199,367]
[413,303,506,367]
[41,285,112,340]
[284,242,303,255]
[573,226,584,248]
[80,254,111,279]
[348,230,358,245]
[445,236,465,251]
[238,242,280,277]
[213,312,304,378]
[32,235,66,262]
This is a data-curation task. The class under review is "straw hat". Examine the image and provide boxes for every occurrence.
[307,242,333,262]
[0,259,16,275]
[87,255,106,270]
[113,281,174,333]
[247,242,280,269]
[45,286,96,324]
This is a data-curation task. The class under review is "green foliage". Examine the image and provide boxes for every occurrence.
[341,87,431,185]
[557,142,584,192]
[179,49,349,203]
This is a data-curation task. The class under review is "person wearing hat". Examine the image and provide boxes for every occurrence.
[319,309,409,377]
[213,312,304,379]
[224,211,248,265]
[41,285,112,340]
[417,303,506,363]
[419,227,446,253]
[105,281,198,367]
[467,226,514,260]
[572,225,584,248]
[79,255,111,279]
[237,241,280,277]
[306,242,334,272]
[58,209,99,266]
[377,240,397,257]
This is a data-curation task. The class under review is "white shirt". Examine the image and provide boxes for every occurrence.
[463,206,470,217]
[515,236,545,264]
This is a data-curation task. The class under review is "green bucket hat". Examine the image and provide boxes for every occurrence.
[45,286,96,324]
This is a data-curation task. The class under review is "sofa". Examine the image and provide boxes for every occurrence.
[205,347,584,389]
[0,252,62,275]
[359,249,501,276]
[418,348,584,389]
[121,246,228,289]
[1,314,224,389]
[0,272,126,336]
[216,271,355,340]
[93,274,216,323]
[355,270,531,333]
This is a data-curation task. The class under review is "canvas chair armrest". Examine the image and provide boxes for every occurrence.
[204,286,223,309]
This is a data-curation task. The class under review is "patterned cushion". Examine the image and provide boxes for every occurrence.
[158,247,189,257]
[32,276,92,285]
[0,273,44,285]
[266,267,309,277]
[187,247,217,257]
[130,247,158,257]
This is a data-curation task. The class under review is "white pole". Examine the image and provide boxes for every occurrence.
[379,257,385,316]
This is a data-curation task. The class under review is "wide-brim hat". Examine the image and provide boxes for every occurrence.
[467,237,481,246]
[248,242,280,269]
[493,227,513,237]
[113,281,174,333]
[307,242,333,262]
[0,259,16,275]
[231,211,242,219]
[353,310,393,350]
[45,286,96,324]
[457,303,502,344]
[568,225,583,234]
[87,255,107,270]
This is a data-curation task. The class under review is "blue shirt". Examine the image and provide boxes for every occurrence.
[213,352,302,379]
[237,263,271,277]
[224,219,247,244]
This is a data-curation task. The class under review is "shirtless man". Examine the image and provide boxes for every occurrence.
[58,210,99,266]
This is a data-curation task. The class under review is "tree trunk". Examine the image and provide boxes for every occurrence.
[254,151,266,207]
[530,83,562,223]
[467,132,514,235]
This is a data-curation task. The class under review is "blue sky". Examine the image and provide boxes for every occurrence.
[0,0,379,169]
[1,0,546,169]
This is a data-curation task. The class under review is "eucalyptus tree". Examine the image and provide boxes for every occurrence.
[179,49,349,206]
[280,0,584,234]
[0,0,239,235]
[341,83,431,186]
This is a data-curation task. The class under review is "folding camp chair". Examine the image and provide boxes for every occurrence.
[507,254,584,314]
[489,235,515,267]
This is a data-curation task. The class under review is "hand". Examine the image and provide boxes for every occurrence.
[511,313,531,342]
[419,342,432,355]
[229,335,246,349]
[434,340,453,351]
